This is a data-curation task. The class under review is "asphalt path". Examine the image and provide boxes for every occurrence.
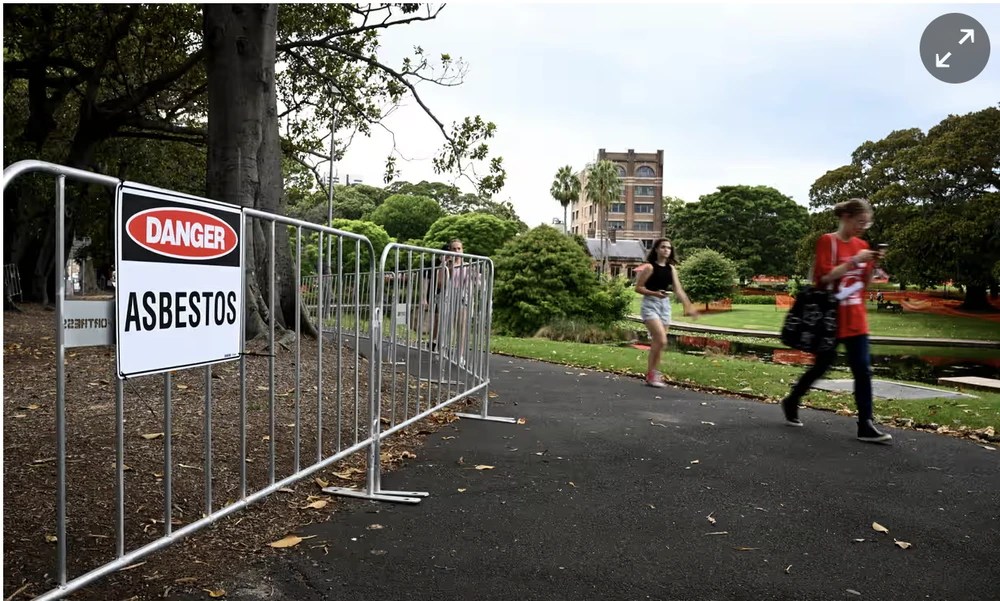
[176,353,1000,601]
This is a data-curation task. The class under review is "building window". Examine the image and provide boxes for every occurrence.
[616,165,626,177]
[641,239,653,249]
[635,185,655,197]
[609,202,626,213]
[607,220,625,230]
[637,166,655,178]
[634,221,655,232]
[634,203,655,214]
[589,205,595,215]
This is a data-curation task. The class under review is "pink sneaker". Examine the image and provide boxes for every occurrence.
[645,370,666,388]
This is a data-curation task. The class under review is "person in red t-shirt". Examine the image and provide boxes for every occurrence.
[781,198,892,444]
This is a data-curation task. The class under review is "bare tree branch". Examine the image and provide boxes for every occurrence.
[112,130,206,145]
[276,4,444,52]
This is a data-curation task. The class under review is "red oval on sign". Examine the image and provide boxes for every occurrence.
[125,207,238,261]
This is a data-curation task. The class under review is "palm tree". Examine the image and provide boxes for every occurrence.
[549,165,580,235]
[583,159,623,275]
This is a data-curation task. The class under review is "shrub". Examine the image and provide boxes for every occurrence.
[585,275,633,326]
[493,225,610,336]
[535,318,634,344]
[678,249,738,309]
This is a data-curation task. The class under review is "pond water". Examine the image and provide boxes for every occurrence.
[626,333,1000,385]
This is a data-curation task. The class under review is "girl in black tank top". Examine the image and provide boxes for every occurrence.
[634,238,699,387]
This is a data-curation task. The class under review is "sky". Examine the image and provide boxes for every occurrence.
[328,2,1000,227]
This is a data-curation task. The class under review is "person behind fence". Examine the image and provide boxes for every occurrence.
[438,238,480,367]
[634,238,699,388]
[780,197,892,444]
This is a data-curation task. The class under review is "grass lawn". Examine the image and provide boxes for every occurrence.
[628,297,1000,341]
[491,335,1000,438]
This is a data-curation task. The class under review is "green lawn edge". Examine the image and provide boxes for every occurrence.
[490,335,1000,444]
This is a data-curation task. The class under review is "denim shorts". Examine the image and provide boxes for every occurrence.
[640,295,672,325]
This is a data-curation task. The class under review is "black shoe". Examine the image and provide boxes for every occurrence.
[781,396,803,427]
[858,420,893,444]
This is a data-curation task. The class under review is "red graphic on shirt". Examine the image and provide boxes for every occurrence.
[813,233,872,339]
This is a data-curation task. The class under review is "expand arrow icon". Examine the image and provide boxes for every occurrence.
[936,52,952,68]
[959,29,975,44]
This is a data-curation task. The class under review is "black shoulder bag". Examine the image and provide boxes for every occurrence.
[780,235,839,354]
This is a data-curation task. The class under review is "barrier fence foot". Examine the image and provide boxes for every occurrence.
[455,412,519,424]
[322,486,425,504]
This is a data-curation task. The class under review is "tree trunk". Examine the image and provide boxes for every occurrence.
[204,3,316,342]
[563,203,568,235]
[958,284,996,312]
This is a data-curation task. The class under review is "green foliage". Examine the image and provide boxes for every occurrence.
[293,219,392,277]
[534,318,633,344]
[731,293,779,305]
[672,185,809,281]
[678,249,738,307]
[586,275,634,327]
[422,213,520,257]
[550,165,581,230]
[808,104,1000,303]
[795,210,839,276]
[368,194,445,242]
[662,195,689,239]
[493,225,613,336]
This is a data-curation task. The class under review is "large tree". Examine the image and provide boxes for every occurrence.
[549,165,580,235]
[671,185,809,282]
[368,193,445,242]
[808,105,1000,309]
[421,212,520,257]
[5,4,508,338]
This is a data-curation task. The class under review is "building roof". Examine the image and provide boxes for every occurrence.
[583,238,647,262]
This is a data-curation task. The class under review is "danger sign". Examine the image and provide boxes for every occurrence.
[115,182,244,379]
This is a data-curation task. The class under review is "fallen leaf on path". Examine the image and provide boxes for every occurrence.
[707,513,716,525]
[785,565,792,574]
[141,433,164,440]
[45,534,57,543]
[315,478,329,488]
[176,384,189,390]
[458,488,467,493]
[475,465,494,470]
[872,522,889,534]
[705,531,729,536]
[690,460,700,464]
[650,421,666,428]
[203,589,226,598]
[303,500,327,510]
[456,457,465,466]
[847,590,861,596]
[649,504,655,509]
[983,445,997,452]
[367,524,384,530]
[441,436,456,440]
[568,482,576,487]
[332,468,363,480]
[701,421,715,426]
[174,577,198,584]
[534,452,544,456]
[516,418,527,425]
[894,539,912,549]
[734,547,759,551]
[268,535,314,548]
[853,538,866,543]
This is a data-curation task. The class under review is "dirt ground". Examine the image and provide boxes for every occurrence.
[3,304,479,600]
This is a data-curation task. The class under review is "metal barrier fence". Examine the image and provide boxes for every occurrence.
[4,262,22,302]
[323,244,516,503]
[1,160,514,601]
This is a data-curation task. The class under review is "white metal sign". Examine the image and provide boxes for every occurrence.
[64,299,114,348]
[115,182,244,379]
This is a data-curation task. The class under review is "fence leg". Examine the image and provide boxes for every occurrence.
[323,305,426,504]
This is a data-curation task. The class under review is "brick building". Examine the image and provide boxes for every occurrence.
[570,149,664,252]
